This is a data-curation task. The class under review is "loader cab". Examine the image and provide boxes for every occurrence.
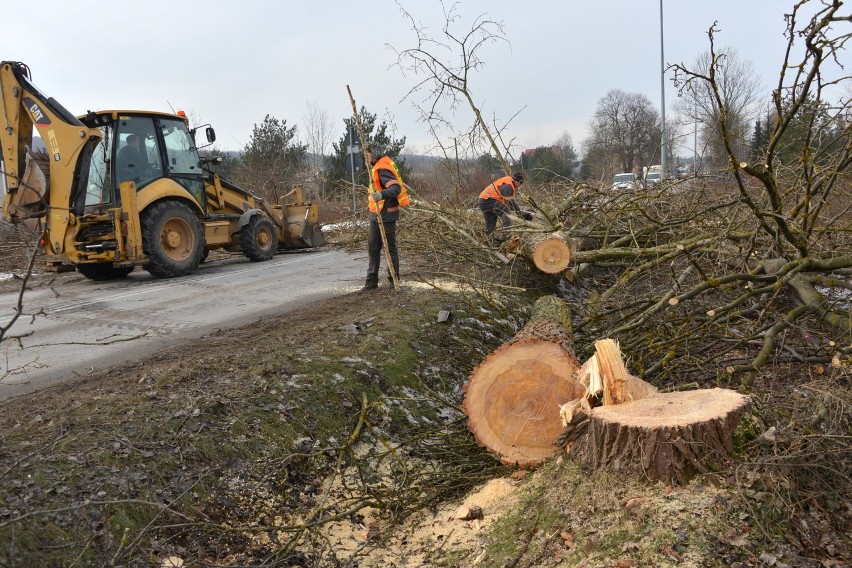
[77,112,206,213]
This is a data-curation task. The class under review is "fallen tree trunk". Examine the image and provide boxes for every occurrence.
[463,295,583,467]
[515,231,574,274]
[762,257,852,335]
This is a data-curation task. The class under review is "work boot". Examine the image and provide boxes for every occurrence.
[361,278,378,292]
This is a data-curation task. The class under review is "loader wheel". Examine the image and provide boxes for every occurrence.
[77,264,135,281]
[240,215,277,262]
[141,200,204,278]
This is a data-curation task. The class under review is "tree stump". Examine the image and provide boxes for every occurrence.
[567,388,750,484]
[464,295,583,467]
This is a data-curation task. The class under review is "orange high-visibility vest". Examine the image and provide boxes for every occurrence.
[368,156,410,213]
[479,176,517,203]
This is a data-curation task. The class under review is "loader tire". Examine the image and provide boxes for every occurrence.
[240,215,277,262]
[77,264,135,281]
[141,200,204,278]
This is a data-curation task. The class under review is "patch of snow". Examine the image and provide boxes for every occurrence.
[322,220,367,231]
[816,284,851,306]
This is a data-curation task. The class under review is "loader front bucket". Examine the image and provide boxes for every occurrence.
[275,185,325,249]
[297,208,326,248]
[281,203,325,249]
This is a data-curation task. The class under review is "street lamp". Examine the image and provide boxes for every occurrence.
[660,0,667,179]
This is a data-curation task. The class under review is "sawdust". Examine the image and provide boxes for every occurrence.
[325,476,521,566]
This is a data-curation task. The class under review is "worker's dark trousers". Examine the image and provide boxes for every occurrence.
[366,219,399,284]
[478,198,512,235]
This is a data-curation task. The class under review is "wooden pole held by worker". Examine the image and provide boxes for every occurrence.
[346,85,400,291]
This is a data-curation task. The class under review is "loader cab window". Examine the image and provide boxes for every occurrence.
[160,118,205,205]
[83,126,112,207]
[115,118,162,190]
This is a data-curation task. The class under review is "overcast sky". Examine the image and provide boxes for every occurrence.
[2,0,816,157]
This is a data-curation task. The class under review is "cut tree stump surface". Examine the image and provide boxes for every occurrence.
[569,388,751,483]
[464,339,583,466]
[590,388,748,427]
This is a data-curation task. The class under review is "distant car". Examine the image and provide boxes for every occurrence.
[612,172,638,190]
[644,172,662,187]
[673,165,691,179]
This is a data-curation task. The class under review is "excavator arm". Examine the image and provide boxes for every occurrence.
[0,61,37,217]
[0,61,101,252]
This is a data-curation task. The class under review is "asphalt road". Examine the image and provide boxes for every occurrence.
[0,248,364,401]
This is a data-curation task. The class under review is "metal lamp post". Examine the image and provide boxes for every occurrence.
[660,0,667,179]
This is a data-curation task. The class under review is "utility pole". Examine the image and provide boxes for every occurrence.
[693,97,698,177]
[659,0,667,179]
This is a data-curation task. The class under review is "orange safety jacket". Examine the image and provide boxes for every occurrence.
[479,176,517,203]
[368,156,410,213]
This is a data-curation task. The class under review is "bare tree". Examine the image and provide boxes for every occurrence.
[303,101,336,199]
[673,46,764,169]
[390,0,521,177]
[584,90,661,174]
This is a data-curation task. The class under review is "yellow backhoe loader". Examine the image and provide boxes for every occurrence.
[0,61,324,280]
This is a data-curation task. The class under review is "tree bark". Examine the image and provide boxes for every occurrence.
[567,388,750,484]
[464,295,583,467]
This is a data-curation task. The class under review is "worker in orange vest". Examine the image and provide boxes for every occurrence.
[477,172,532,237]
[362,144,410,291]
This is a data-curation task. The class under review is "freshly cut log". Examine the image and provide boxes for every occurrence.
[464,295,583,466]
[567,388,750,484]
[518,232,573,274]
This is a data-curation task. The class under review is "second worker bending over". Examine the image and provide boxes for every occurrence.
[477,172,531,238]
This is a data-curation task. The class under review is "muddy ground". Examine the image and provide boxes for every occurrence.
[0,241,849,567]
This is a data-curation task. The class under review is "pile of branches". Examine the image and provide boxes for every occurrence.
[400,172,850,387]
[399,1,852,390]
[393,156,851,560]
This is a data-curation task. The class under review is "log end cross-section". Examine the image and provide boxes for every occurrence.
[464,340,583,467]
[527,235,572,274]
